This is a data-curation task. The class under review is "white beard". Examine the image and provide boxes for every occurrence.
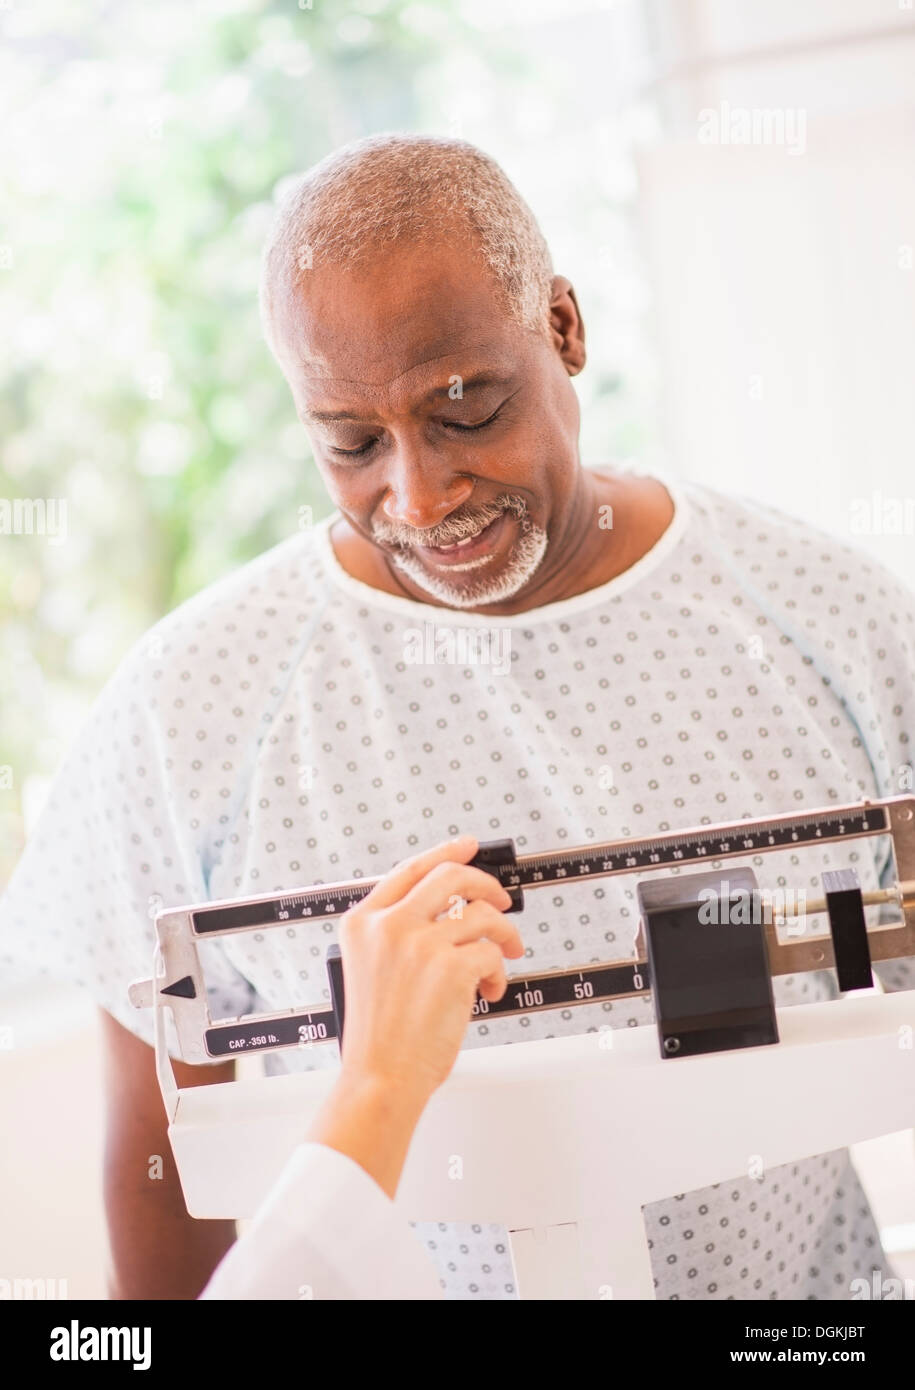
[388,512,548,609]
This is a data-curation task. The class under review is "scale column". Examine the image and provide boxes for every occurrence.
[508,1224,586,1300]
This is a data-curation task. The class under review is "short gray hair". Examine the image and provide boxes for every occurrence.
[259,133,554,360]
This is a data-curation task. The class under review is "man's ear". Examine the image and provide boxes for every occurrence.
[548,276,586,376]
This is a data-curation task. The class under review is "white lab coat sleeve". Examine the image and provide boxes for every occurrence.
[198,1141,444,1301]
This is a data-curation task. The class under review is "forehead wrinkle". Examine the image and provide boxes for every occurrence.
[296,340,510,413]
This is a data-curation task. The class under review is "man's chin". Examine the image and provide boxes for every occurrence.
[389,532,548,610]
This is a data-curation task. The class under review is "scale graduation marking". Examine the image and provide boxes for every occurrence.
[191,802,895,1058]
[204,960,652,1057]
[191,803,889,937]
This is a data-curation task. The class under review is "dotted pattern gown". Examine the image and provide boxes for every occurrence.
[3,474,913,1300]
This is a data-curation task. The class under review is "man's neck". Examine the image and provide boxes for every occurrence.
[328,469,675,616]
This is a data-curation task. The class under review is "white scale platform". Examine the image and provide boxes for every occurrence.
[154,987,915,1299]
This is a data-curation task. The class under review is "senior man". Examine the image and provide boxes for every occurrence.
[2,134,913,1301]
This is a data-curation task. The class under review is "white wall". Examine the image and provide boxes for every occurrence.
[638,0,915,585]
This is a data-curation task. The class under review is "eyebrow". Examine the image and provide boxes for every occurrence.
[305,371,514,424]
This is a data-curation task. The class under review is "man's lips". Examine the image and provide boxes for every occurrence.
[412,509,512,568]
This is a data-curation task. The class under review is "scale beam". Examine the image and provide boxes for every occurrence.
[129,795,915,1064]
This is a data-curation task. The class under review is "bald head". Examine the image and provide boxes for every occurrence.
[258,134,554,361]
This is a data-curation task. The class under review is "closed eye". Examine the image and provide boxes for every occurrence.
[444,404,504,432]
[328,403,506,458]
[330,439,377,458]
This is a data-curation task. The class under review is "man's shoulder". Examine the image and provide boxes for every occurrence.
[161,523,330,628]
[107,523,334,710]
[683,479,846,558]
[681,480,911,603]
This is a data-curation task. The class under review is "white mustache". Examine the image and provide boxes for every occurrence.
[373,494,527,549]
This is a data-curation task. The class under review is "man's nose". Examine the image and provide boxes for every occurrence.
[382,447,474,531]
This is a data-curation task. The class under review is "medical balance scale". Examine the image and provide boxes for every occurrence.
[130,796,915,1299]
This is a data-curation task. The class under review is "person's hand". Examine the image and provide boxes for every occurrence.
[306,834,524,1199]
[336,833,524,1104]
